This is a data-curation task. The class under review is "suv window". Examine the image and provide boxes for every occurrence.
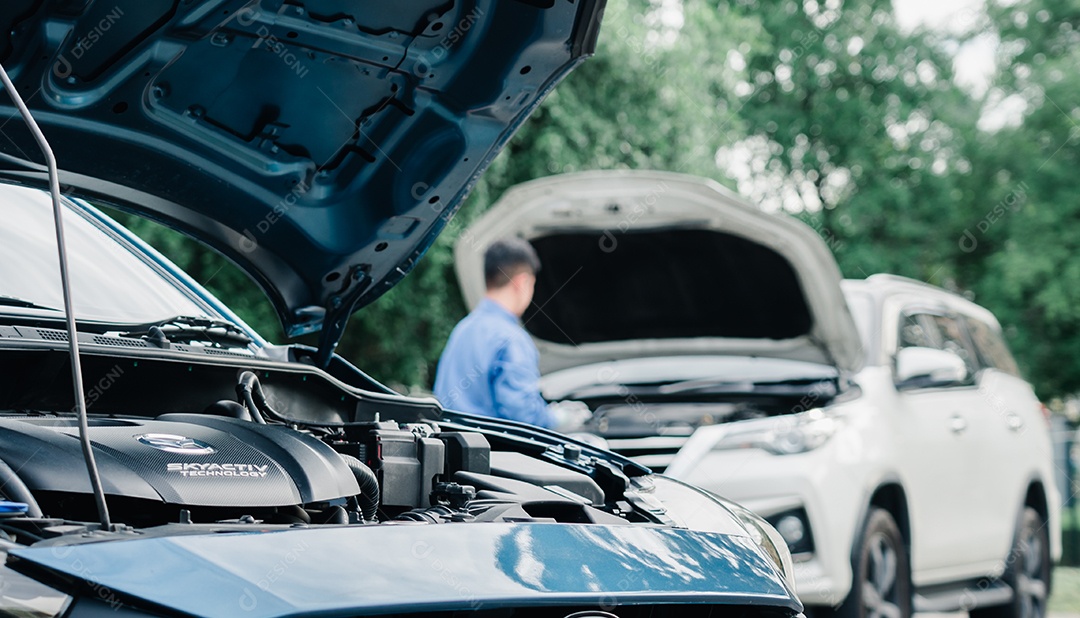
[898,311,979,381]
[927,314,979,377]
[963,316,1021,377]
[899,313,941,349]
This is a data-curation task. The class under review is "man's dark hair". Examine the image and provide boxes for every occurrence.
[484,237,540,289]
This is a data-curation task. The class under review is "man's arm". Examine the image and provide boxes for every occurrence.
[489,334,555,428]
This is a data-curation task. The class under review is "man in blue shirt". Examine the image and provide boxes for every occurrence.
[434,238,589,430]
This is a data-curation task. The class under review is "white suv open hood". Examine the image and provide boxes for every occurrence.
[455,170,863,374]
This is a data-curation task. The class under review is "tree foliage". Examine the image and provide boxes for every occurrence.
[960,0,1080,397]
[729,0,980,282]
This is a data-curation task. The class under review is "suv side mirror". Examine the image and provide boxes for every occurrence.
[895,346,969,389]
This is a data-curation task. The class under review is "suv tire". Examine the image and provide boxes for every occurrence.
[830,508,911,618]
[970,507,1050,618]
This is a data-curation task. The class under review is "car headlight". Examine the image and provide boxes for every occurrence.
[723,500,796,584]
[711,409,839,455]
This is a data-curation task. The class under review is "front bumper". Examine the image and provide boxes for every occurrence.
[669,447,864,607]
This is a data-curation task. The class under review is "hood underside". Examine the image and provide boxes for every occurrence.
[0,0,604,358]
[12,524,798,617]
[456,170,864,374]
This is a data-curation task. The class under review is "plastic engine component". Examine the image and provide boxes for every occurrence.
[488,451,605,505]
[439,432,491,475]
[0,415,360,508]
[342,425,445,509]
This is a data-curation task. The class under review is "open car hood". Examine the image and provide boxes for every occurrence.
[456,170,864,374]
[0,0,604,361]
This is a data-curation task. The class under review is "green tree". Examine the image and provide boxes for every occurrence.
[726,0,982,283]
[959,0,1080,397]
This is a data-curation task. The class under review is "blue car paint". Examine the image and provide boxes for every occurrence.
[13,523,798,617]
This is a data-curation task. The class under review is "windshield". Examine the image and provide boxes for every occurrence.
[0,185,212,324]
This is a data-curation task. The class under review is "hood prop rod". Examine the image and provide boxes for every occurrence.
[0,64,111,530]
[314,269,369,369]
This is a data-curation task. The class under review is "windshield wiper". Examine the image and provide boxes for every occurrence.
[117,315,253,347]
[0,295,61,311]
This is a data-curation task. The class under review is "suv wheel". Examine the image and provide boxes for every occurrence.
[971,507,1050,618]
[830,508,911,618]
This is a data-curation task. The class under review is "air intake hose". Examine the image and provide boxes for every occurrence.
[338,454,379,522]
[236,371,276,424]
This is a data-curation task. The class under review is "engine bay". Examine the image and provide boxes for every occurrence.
[0,347,657,545]
[576,383,843,439]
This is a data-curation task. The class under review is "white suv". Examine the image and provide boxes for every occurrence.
[457,170,1062,618]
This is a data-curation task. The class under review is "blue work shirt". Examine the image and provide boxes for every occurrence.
[434,299,554,428]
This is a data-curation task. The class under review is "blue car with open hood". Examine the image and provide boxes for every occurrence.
[0,2,801,617]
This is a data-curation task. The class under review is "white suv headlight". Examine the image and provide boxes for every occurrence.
[711,409,840,455]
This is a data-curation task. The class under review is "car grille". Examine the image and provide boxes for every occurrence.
[604,435,691,473]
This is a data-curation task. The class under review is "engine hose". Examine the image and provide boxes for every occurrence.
[0,458,42,518]
[338,454,379,522]
[235,371,268,424]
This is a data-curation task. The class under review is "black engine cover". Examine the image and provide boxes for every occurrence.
[0,414,359,507]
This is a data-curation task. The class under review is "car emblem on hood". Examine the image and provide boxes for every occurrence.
[136,433,216,456]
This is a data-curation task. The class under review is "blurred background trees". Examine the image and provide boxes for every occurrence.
[114,0,1080,399]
